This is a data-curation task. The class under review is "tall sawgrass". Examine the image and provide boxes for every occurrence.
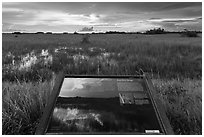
[2,34,202,134]
[153,79,202,134]
[2,77,55,134]
[3,33,202,80]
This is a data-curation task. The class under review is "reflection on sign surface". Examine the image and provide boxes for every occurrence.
[46,78,162,134]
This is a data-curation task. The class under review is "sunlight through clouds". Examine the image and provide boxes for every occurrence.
[2,2,202,33]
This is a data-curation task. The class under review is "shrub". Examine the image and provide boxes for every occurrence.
[181,30,198,37]
[35,32,44,34]
[145,28,166,34]
[81,34,90,44]
[12,32,22,35]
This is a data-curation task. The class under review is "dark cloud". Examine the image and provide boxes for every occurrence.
[4,2,201,15]
[180,8,202,17]
[161,2,201,11]
[149,18,162,20]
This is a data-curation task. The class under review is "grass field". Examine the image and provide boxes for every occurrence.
[2,33,202,134]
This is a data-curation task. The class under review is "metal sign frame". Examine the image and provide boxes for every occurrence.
[35,72,174,135]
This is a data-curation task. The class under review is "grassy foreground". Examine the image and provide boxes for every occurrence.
[153,79,202,134]
[2,33,202,134]
[2,79,55,135]
[2,77,201,134]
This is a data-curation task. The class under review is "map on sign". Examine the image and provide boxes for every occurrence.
[45,77,163,134]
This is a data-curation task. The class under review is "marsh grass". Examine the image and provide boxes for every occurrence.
[3,34,202,80]
[2,33,202,134]
[153,79,202,134]
[2,77,55,134]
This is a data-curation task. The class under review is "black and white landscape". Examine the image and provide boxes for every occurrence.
[2,2,202,135]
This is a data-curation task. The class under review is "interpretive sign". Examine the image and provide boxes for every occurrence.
[35,73,174,135]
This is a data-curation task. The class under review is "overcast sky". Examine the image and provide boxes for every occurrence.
[2,2,202,33]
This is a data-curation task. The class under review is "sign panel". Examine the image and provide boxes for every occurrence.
[35,74,174,135]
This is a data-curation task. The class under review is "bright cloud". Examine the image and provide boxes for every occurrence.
[2,2,202,32]
[2,7,24,12]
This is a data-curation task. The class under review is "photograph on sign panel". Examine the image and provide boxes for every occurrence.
[2,2,202,135]
[45,78,162,134]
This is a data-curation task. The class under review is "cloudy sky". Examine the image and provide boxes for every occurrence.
[2,2,202,33]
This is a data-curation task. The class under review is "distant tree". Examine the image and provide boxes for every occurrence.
[46,32,52,34]
[181,29,198,37]
[105,31,126,34]
[136,32,142,34]
[145,28,166,34]
[12,32,21,34]
[36,32,44,34]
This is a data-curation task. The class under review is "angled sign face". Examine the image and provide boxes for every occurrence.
[35,73,174,135]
